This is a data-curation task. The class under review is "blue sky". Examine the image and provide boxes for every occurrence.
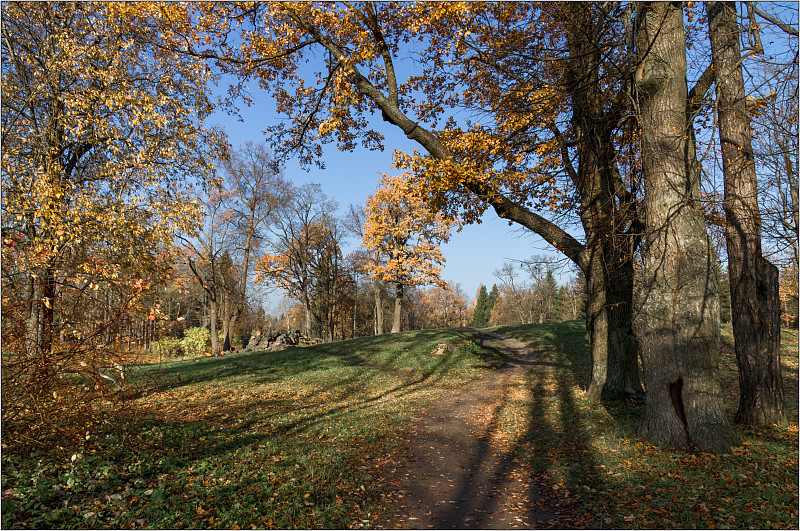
[209,84,567,308]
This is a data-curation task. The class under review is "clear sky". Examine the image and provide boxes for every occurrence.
[209,81,567,309]
[203,2,797,313]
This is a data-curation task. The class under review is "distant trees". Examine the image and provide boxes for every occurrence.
[184,188,236,357]
[254,184,343,338]
[419,283,469,329]
[486,257,582,327]
[362,174,453,333]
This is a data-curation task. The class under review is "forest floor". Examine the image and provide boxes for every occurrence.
[2,323,797,529]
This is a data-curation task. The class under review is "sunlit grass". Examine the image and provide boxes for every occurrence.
[1,328,500,529]
[491,321,799,529]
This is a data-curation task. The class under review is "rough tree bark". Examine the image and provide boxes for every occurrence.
[633,1,739,453]
[707,0,787,426]
[564,2,642,400]
[392,282,403,333]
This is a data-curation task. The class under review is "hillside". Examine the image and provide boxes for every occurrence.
[2,323,797,529]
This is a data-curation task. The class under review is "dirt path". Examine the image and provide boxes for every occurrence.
[373,330,555,529]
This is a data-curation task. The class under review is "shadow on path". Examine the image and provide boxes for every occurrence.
[376,330,555,529]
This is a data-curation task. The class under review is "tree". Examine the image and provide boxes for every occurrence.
[472,285,492,328]
[344,203,388,335]
[218,142,288,350]
[707,0,786,426]
[632,1,738,453]
[487,284,499,322]
[1,2,223,379]
[185,189,237,356]
[254,183,340,337]
[419,283,469,329]
[1,2,225,448]
[362,173,452,333]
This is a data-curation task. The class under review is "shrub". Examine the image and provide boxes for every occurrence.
[151,337,184,358]
[181,327,210,357]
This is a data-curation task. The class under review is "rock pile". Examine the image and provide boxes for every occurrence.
[242,330,319,352]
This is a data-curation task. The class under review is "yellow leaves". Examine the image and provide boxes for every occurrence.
[362,173,453,288]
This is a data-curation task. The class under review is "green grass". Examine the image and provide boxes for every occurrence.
[486,321,799,529]
[1,328,500,529]
[3,322,796,529]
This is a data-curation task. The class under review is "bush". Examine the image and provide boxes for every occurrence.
[151,337,184,358]
[181,327,210,357]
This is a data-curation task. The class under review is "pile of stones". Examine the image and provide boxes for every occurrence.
[241,329,315,352]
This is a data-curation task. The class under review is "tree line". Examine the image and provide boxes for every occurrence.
[2,2,796,453]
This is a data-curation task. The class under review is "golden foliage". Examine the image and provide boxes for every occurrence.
[362,173,453,289]
[1,2,226,446]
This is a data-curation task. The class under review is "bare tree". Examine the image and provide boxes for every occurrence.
[256,183,339,337]
[219,142,288,350]
[185,189,236,356]
[707,1,786,426]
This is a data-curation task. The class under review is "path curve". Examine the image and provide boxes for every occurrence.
[373,330,554,529]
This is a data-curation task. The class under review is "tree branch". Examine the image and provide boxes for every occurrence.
[687,62,716,116]
[752,5,798,37]
[280,3,588,273]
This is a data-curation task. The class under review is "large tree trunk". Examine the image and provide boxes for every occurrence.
[707,1,787,426]
[392,282,403,333]
[633,1,738,453]
[208,296,220,356]
[604,256,642,398]
[565,2,642,400]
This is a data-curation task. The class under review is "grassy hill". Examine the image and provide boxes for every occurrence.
[1,328,503,529]
[2,323,797,529]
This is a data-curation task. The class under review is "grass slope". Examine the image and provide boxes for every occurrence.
[2,328,501,529]
[2,323,797,529]
[487,321,799,529]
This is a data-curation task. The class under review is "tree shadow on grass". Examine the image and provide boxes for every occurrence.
[488,322,624,527]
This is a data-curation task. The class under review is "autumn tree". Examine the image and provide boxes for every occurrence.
[419,283,469,329]
[307,218,348,340]
[344,203,389,335]
[748,6,798,328]
[0,1,224,445]
[254,183,341,337]
[632,1,738,452]
[362,173,452,333]
[341,249,375,338]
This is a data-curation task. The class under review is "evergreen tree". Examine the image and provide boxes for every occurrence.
[471,284,491,327]
[488,284,499,315]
